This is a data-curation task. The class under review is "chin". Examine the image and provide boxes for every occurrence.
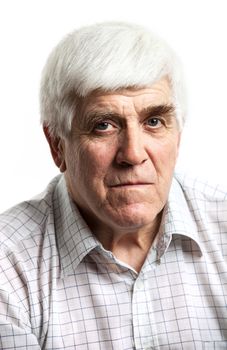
[108,203,161,229]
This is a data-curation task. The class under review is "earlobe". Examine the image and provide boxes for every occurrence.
[175,132,181,159]
[177,132,181,149]
[43,126,66,172]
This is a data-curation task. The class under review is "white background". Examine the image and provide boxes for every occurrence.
[0,0,227,212]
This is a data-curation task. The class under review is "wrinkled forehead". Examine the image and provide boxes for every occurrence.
[79,77,174,115]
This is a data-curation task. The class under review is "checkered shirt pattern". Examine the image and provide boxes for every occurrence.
[0,174,226,349]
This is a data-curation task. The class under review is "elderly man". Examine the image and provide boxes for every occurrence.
[0,22,226,349]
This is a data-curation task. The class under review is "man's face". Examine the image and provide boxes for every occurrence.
[63,77,181,234]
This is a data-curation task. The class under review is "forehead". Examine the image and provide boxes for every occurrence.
[80,77,173,114]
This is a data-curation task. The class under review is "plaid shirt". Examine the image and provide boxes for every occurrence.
[0,174,226,349]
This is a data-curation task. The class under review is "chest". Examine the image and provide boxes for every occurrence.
[39,245,227,349]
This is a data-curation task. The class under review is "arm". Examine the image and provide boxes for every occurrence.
[0,289,41,349]
[0,250,42,349]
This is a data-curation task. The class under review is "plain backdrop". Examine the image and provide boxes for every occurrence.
[0,0,227,213]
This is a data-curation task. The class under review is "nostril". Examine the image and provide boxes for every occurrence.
[117,157,148,168]
[120,161,134,168]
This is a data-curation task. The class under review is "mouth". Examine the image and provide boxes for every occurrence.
[110,182,152,188]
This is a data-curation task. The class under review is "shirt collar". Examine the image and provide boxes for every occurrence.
[53,174,203,277]
[53,176,100,277]
[154,175,203,260]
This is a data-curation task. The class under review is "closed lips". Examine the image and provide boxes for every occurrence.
[110,182,153,187]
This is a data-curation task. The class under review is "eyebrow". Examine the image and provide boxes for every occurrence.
[79,111,122,131]
[142,104,175,119]
[79,104,176,131]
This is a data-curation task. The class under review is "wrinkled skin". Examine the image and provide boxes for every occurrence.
[45,77,181,270]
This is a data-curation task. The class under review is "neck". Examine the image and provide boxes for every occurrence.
[92,216,162,272]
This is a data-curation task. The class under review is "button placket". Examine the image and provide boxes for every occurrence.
[132,273,159,349]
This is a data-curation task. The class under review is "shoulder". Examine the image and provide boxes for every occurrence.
[173,173,227,258]
[174,172,227,202]
[173,172,227,241]
[0,175,61,253]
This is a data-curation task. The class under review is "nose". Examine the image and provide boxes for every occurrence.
[115,126,148,166]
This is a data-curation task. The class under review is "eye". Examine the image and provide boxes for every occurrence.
[146,117,162,128]
[93,121,116,134]
[94,121,110,131]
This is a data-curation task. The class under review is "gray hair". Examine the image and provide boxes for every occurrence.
[40,21,186,137]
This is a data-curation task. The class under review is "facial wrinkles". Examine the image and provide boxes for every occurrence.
[80,78,172,126]
[110,122,170,189]
[77,88,175,186]
[60,80,182,242]
[101,108,148,187]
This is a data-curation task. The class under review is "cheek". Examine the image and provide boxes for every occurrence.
[67,139,116,183]
[148,137,179,174]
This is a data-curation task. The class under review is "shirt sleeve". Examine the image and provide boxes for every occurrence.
[0,290,41,349]
[0,323,41,349]
[0,250,41,349]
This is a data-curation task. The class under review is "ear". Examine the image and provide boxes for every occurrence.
[177,132,181,149]
[175,132,182,159]
[43,126,66,172]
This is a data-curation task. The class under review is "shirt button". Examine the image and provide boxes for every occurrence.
[144,343,155,350]
[136,279,144,290]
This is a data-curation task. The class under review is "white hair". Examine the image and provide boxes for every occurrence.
[40,21,186,137]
